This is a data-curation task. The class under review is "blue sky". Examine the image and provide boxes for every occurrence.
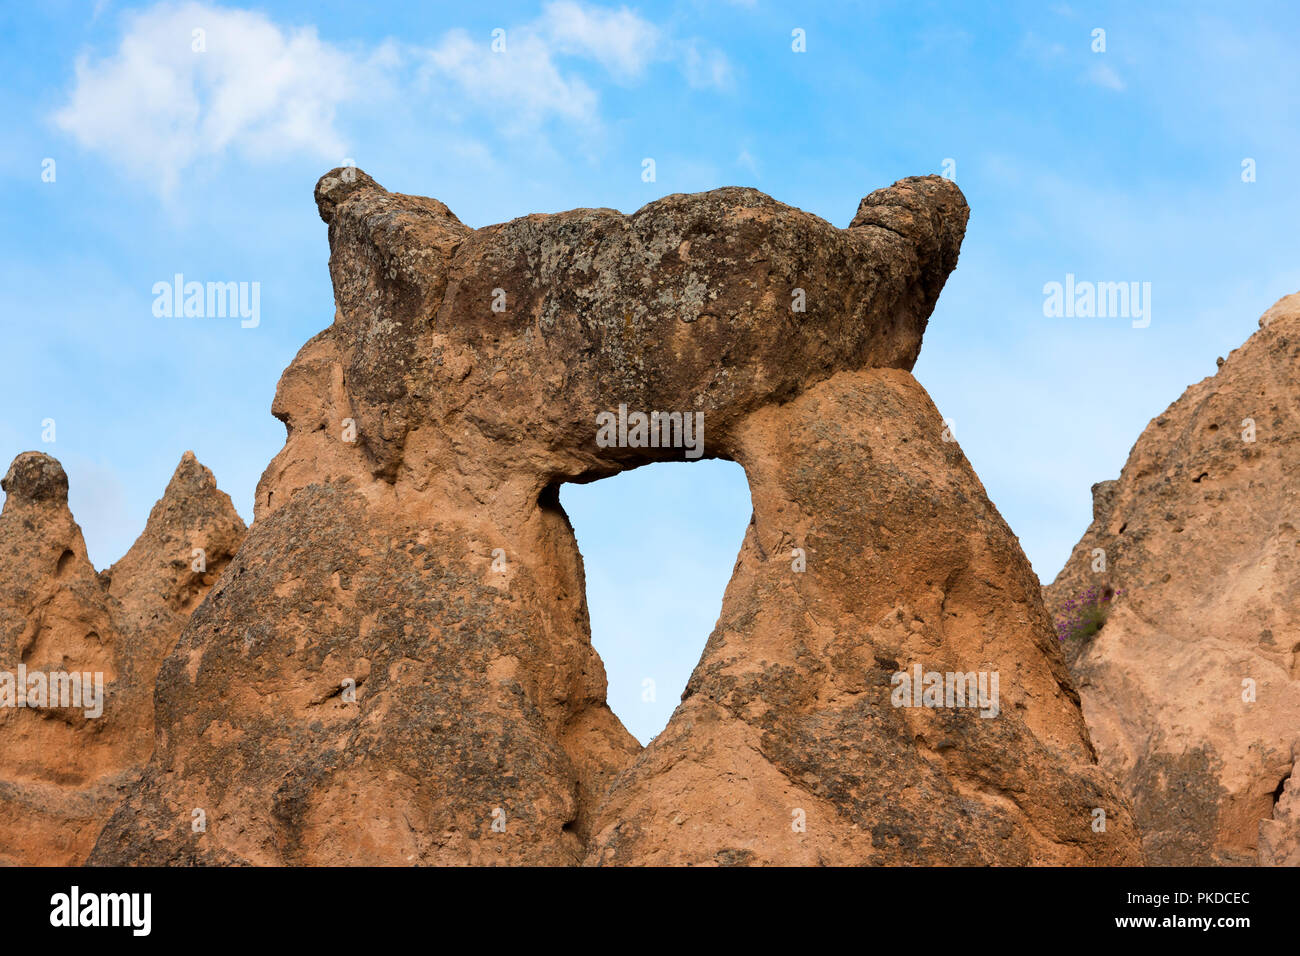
[2,0,1297,743]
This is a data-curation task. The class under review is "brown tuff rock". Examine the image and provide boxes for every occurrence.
[1259,756,1300,866]
[0,451,244,864]
[1045,294,1300,865]
[91,168,1138,865]
[585,369,1141,865]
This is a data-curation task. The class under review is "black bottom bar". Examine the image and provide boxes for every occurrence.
[4,864,1280,942]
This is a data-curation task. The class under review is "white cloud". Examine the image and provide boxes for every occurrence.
[540,0,661,81]
[423,28,600,130]
[55,2,733,185]
[421,2,730,130]
[54,2,368,192]
[680,39,734,90]
[735,147,758,177]
[1086,61,1125,91]
[539,1,732,91]
[1020,28,1124,93]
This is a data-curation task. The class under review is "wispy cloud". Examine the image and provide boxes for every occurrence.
[1086,61,1125,91]
[679,38,734,90]
[420,2,731,130]
[1019,30,1067,63]
[421,27,602,131]
[735,147,758,178]
[540,0,662,81]
[53,2,378,192]
[54,1,733,191]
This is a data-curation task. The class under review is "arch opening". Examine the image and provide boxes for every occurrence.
[561,459,751,745]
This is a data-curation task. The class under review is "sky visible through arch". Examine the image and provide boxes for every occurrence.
[562,460,748,744]
[3,1,1298,742]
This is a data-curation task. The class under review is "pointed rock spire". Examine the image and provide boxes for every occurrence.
[0,450,245,865]
[108,450,247,625]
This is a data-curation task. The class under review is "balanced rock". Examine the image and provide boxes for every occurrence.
[1045,295,1300,865]
[91,169,1139,865]
[0,451,244,864]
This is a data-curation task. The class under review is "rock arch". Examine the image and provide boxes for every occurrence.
[88,170,1139,865]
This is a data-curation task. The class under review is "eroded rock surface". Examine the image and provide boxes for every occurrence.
[0,451,244,864]
[586,369,1140,864]
[1045,295,1300,865]
[91,168,1138,865]
[1259,753,1300,866]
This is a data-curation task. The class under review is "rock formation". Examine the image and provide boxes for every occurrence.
[89,168,1140,865]
[1260,761,1300,866]
[0,451,245,864]
[1045,293,1300,865]
[586,368,1139,864]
